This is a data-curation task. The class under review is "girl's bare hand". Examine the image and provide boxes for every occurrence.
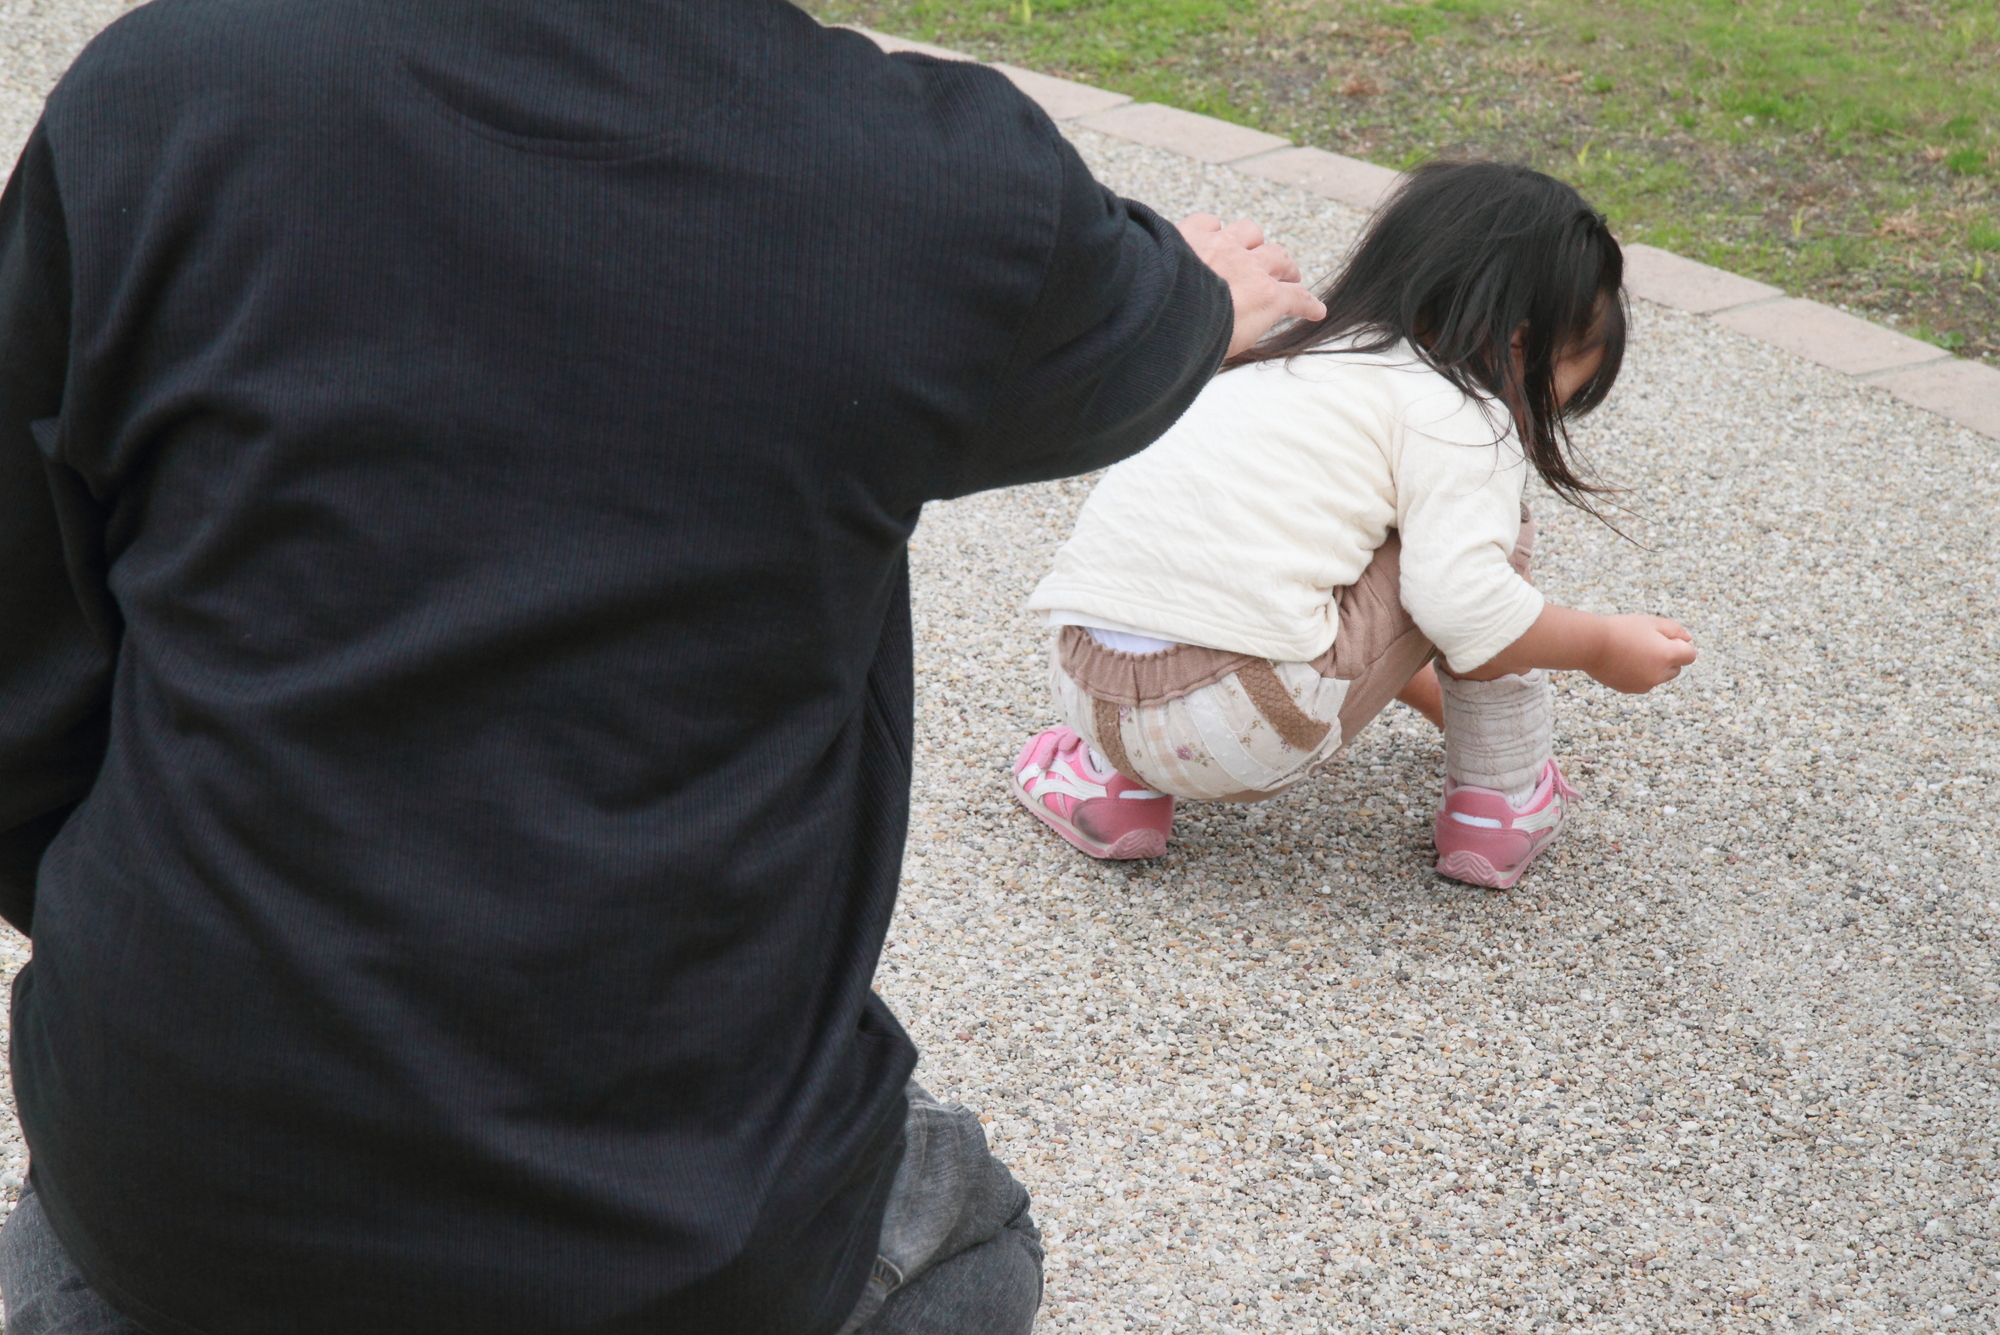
[1588,615,1697,694]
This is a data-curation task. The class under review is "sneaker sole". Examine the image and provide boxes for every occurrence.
[1434,849,1525,891]
[1435,826,1566,890]
[1010,775,1167,861]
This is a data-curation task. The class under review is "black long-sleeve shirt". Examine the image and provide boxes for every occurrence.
[0,2,1228,1332]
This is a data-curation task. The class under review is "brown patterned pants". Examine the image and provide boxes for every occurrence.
[1049,515,1533,802]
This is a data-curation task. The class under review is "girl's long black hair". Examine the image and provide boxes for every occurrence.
[1232,160,1625,513]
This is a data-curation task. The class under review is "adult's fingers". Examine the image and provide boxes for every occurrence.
[1250,239,1304,285]
[1273,280,1327,325]
[1179,212,1223,234]
[1220,217,1266,249]
[1224,277,1329,356]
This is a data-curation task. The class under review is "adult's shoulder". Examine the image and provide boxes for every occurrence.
[46,0,320,116]
[793,24,1068,190]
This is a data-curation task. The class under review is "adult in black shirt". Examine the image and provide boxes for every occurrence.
[0,2,1319,1332]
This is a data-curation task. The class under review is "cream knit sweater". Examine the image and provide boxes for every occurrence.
[1027,341,1546,674]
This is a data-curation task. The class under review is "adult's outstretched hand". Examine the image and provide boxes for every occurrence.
[1177,214,1328,358]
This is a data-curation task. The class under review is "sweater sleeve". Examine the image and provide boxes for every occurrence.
[944,129,1232,499]
[1392,382,1545,675]
[0,125,113,936]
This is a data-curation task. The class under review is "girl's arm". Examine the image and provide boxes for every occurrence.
[1455,605,1696,693]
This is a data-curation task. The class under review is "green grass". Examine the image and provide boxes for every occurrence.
[806,0,2000,364]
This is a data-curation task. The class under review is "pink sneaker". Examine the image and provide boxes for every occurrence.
[1433,760,1578,890]
[1011,727,1173,860]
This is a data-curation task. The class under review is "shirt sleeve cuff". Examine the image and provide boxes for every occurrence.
[1436,582,1546,676]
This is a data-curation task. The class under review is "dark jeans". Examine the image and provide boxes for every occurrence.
[840,1083,1043,1335]
[0,1190,147,1335]
[0,1085,1040,1335]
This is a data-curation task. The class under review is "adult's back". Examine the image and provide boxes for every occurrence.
[0,1,1228,1331]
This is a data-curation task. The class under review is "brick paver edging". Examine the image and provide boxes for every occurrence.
[854,26,2000,443]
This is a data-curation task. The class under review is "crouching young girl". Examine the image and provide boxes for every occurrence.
[1011,161,1695,889]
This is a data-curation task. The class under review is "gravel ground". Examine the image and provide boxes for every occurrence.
[4,9,1996,1334]
[889,132,1999,1333]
